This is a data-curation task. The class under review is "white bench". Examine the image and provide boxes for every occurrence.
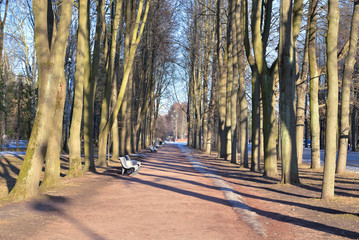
[149,145,157,153]
[119,155,141,175]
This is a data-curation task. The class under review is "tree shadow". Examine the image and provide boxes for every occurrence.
[31,194,107,240]
[0,156,21,192]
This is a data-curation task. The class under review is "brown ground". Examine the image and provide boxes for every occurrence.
[0,144,358,239]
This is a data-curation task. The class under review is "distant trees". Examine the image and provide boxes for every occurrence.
[155,102,187,140]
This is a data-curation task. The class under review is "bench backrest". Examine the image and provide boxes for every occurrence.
[120,157,133,169]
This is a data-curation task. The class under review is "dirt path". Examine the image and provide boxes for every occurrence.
[0,144,264,240]
[0,143,357,240]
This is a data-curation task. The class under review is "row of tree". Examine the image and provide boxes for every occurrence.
[183,0,359,199]
[0,0,178,200]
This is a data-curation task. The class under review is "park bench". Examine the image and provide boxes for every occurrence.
[149,145,157,153]
[119,155,141,176]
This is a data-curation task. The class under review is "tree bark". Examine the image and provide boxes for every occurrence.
[251,0,277,177]
[236,0,248,167]
[68,0,90,177]
[296,24,309,166]
[279,0,300,184]
[308,0,321,169]
[225,0,234,161]
[84,0,105,172]
[337,0,359,174]
[322,0,339,199]
[216,0,227,158]
[42,74,67,189]
[8,0,74,200]
[98,0,123,166]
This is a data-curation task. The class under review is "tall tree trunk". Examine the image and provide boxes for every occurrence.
[230,0,238,164]
[308,0,321,169]
[9,0,74,200]
[236,0,248,167]
[279,0,300,184]
[0,0,8,152]
[322,0,339,199]
[251,0,277,177]
[352,102,357,151]
[217,0,227,158]
[42,74,67,188]
[84,0,105,172]
[120,86,129,155]
[225,0,233,160]
[251,70,260,171]
[337,0,359,174]
[241,0,256,169]
[98,0,123,166]
[16,80,21,152]
[202,14,212,153]
[296,26,309,166]
[68,0,90,177]
[125,71,133,154]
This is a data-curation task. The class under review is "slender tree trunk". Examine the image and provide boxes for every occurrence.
[229,0,238,163]
[235,0,248,166]
[241,0,257,169]
[68,0,89,177]
[125,72,133,154]
[217,0,227,158]
[352,102,357,151]
[308,0,321,169]
[98,0,123,166]
[296,26,309,166]
[251,70,260,171]
[84,0,105,172]
[16,80,21,152]
[322,0,339,199]
[337,0,359,174]
[0,0,8,152]
[225,0,233,160]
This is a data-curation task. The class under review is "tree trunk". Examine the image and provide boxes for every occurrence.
[279,0,300,184]
[251,0,277,177]
[68,0,89,177]
[352,103,357,151]
[98,0,123,166]
[224,0,234,161]
[42,74,67,189]
[251,70,260,171]
[322,0,339,199]
[84,0,105,173]
[230,0,238,164]
[308,0,321,169]
[337,0,359,174]
[0,0,8,152]
[296,20,309,166]
[217,0,227,158]
[9,0,74,200]
[235,0,248,167]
